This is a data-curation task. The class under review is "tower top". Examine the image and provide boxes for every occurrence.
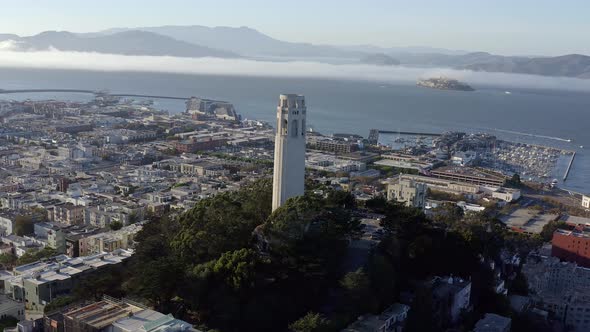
[278,94,305,108]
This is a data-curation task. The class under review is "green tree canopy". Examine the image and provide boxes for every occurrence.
[289,312,330,332]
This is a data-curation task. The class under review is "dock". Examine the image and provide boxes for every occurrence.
[563,151,576,181]
[378,130,441,137]
[0,89,228,103]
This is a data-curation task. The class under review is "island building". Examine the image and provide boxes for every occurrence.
[272,94,306,211]
[582,195,590,209]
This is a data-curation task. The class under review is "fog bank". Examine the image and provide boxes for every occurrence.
[1,49,590,91]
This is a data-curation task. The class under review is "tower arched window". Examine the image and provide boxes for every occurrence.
[301,119,306,136]
[291,119,298,137]
[282,119,288,135]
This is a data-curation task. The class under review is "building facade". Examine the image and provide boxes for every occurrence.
[387,177,427,209]
[552,227,590,267]
[583,195,590,209]
[272,94,306,211]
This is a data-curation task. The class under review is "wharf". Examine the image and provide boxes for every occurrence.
[378,130,441,137]
[563,151,576,181]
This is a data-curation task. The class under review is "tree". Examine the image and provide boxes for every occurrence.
[289,312,330,332]
[540,220,569,242]
[505,173,523,188]
[405,286,436,332]
[44,296,76,313]
[109,221,123,231]
[0,253,16,268]
[14,215,34,236]
[172,178,273,263]
[16,247,57,266]
[340,268,377,314]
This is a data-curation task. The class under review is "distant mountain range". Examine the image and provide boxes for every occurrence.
[1,25,590,79]
[0,30,237,58]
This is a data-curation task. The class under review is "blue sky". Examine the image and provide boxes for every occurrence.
[2,0,589,55]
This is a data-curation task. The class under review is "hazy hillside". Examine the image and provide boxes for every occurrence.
[360,53,400,66]
[0,30,238,58]
[1,25,590,78]
[99,25,364,58]
[462,54,590,78]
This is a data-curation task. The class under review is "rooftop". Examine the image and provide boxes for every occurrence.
[474,313,511,332]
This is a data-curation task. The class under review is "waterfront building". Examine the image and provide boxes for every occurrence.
[582,195,590,209]
[387,176,427,209]
[272,94,306,211]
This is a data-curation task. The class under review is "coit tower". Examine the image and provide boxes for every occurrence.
[272,94,307,211]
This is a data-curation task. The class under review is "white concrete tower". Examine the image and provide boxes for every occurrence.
[272,94,307,211]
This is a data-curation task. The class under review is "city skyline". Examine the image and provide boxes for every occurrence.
[2,0,590,56]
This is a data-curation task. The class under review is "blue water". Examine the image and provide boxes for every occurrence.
[0,68,588,193]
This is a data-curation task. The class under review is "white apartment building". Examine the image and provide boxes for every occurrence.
[387,177,427,209]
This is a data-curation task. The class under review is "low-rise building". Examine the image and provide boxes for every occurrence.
[0,212,16,236]
[4,250,132,312]
[0,294,25,321]
[583,195,590,209]
[44,297,198,332]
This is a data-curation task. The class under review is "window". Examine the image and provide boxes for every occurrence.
[291,120,298,137]
[301,120,306,136]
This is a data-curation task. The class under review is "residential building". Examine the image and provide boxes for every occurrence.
[4,250,132,312]
[173,137,227,153]
[583,195,590,209]
[387,177,427,209]
[0,212,16,236]
[522,253,590,324]
[47,203,84,226]
[272,94,306,211]
[564,294,590,332]
[342,303,410,332]
[473,313,511,332]
[430,276,471,326]
[552,226,590,267]
[307,137,358,154]
[180,161,228,177]
[0,294,25,321]
[78,223,142,256]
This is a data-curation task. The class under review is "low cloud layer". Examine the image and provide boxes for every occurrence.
[1,49,590,91]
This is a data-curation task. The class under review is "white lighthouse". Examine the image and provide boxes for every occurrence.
[272,94,307,211]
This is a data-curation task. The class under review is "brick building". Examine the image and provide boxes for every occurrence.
[552,226,590,267]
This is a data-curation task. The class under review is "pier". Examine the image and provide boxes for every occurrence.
[563,151,576,181]
[378,130,441,137]
[0,89,191,100]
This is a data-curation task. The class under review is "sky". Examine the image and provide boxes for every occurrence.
[1,0,589,56]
